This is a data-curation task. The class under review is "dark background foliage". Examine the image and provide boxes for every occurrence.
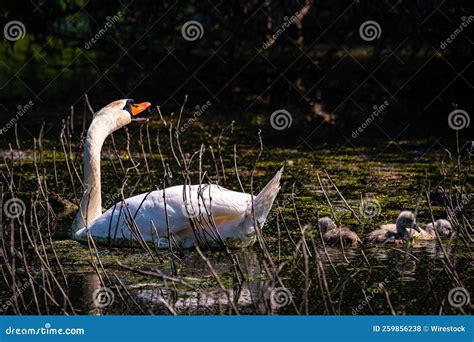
[0,0,472,143]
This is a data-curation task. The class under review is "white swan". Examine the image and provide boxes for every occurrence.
[72,99,283,249]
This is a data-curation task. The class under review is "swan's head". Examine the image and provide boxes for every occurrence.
[395,211,420,238]
[92,99,151,134]
[427,219,453,236]
[318,217,337,232]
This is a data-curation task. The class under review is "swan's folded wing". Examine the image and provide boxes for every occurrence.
[75,185,253,242]
[163,184,251,223]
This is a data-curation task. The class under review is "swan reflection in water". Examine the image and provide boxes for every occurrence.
[134,249,270,314]
[78,249,275,314]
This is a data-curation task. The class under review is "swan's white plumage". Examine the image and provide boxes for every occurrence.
[75,184,254,247]
[72,99,283,249]
[75,176,283,248]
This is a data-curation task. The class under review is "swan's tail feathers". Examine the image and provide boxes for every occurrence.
[252,167,283,227]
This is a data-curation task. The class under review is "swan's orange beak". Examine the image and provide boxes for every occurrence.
[131,102,151,116]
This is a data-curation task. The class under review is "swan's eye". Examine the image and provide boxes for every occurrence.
[123,99,135,114]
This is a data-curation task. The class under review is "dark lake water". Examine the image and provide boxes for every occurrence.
[0,127,472,315]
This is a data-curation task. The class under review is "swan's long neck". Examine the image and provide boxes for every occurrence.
[72,119,109,236]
